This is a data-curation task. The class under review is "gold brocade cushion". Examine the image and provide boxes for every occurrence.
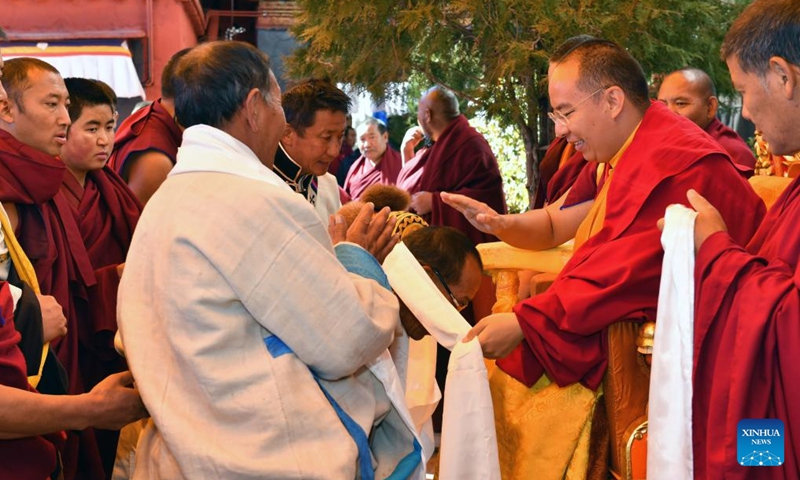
[489,365,599,480]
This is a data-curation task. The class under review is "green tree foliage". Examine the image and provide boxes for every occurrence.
[287,0,748,209]
[470,114,528,213]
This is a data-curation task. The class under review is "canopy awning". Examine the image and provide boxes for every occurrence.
[1,39,145,99]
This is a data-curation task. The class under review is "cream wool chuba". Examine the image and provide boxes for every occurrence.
[119,124,423,480]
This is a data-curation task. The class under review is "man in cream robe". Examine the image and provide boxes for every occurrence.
[118,41,420,480]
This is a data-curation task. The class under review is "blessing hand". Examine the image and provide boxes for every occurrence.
[441,192,507,235]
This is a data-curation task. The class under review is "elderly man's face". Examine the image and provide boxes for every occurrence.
[657,72,715,130]
[284,109,347,176]
[1,67,70,156]
[548,59,615,163]
[357,123,389,163]
[729,56,799,156]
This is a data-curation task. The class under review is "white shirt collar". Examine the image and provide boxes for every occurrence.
[170,124,290,191]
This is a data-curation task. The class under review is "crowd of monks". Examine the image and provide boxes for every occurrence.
[1,0,800,478]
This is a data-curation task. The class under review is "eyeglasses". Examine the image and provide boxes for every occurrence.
[427,265,469,311]
[547,86,608,126]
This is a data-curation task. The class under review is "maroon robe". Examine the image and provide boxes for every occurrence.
[693,177,800,479]
[343,147,402,200]
[533,137,567,209]
[0,281,61,480]
[547,152,593,206]
[108,98,181,181]
[534,136,593,208]
[0,129,117,480]
[396,115,507,245]
[497,101,765,391]
[60,167,141,477]
[59,167,140,389]
[705,117,756,174]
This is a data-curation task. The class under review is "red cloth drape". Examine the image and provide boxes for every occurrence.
[109,98,181,179]
[693,176,800,479]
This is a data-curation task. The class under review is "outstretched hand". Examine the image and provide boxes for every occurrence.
[462,312,524,359]
[329,203,399,263]
[441,192,507,235]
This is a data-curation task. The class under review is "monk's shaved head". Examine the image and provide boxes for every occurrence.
[657,67,719,129]
[667,68,717,98]
[422,86,459,121]
[417,85,460,140]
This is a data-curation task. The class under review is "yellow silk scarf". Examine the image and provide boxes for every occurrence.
[0,205,48,387]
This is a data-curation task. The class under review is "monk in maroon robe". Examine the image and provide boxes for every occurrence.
[1,277,145,480]
[690,2,800,477]
[0,59,134,480]
[1,276,146,480]
[344,118,402,200]
[397,87,507,247]
[444,39,764,390]
[109,48,188,205]
[443,38,765,477]
[501,100,762,389]
[60,77,142,477]
[109,98,180,178]
[658,67,755,175]
[397,88,507,424]
[65,80,143,399]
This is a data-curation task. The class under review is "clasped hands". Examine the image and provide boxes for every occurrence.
[328,202,399,263]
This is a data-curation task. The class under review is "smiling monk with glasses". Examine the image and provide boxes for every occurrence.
[441,34,765,478]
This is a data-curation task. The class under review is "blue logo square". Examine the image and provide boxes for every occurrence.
[737,419,784,466]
